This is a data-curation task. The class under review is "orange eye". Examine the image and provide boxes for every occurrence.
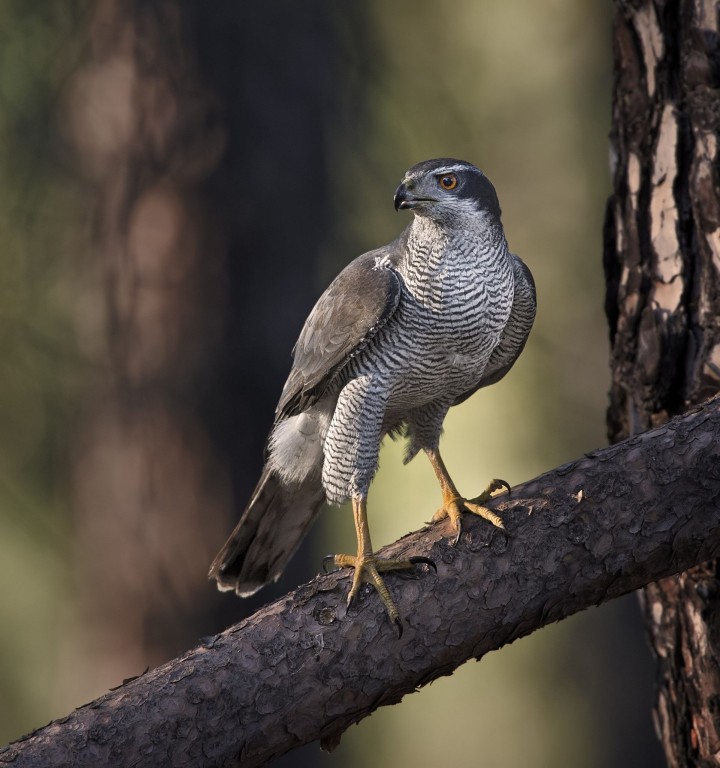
[439,173,458,190]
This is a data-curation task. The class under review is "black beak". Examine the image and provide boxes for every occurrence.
[394,183,409,211]
[394,181,433,211]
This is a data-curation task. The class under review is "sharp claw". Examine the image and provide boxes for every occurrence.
[409,556,437,573]
[394,616,403,638]
[322,555,337,574]
[498,479,512,495]
[453,517,463,547]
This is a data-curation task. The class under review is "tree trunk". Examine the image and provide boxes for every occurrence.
[605,0,720,763]
[65,0,232,689]
[62,0,350,703]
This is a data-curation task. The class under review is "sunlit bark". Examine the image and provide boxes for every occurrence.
[605,0,720,762]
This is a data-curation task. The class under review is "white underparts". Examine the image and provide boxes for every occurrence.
[267,401,332,485]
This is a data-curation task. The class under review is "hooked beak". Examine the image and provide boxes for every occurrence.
[394,181,434,212]
[394,183,411,211]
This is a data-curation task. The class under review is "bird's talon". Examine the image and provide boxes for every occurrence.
[346,578,364,610]
[452,525,462,547]
[322,555,339,574]
[469,478,511,505]
[394,616,404,638]
[431,506,448,523]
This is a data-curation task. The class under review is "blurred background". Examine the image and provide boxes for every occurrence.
[0,1,664,766]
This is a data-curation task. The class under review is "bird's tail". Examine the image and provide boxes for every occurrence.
[209,467,326,596]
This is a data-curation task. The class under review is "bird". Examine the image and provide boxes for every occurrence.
[210,158,536,634]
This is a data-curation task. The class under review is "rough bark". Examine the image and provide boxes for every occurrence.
[605,1,720,763]
[3,397,720,768]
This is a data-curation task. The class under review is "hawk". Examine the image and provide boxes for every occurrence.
[210,158,536,633]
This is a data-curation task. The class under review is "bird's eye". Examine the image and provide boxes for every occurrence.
[439,173,458,190]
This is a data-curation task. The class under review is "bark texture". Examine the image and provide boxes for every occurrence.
[605,0,720,763]
[4,398,720,768]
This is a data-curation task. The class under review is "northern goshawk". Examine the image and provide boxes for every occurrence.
[210,158,536,633]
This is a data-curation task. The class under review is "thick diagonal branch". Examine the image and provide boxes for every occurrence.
[4,397,720,768]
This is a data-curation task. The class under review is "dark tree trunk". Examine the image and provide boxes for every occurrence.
[66,0,233,686]
[63,0,354,696]
[605,0,720,763]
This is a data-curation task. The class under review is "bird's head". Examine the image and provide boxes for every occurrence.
[393,158,501,224]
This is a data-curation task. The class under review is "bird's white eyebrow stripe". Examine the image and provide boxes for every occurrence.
[407,164,477,180]
[432,165,469,175]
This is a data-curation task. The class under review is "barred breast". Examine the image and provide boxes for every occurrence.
[318,216,515,504]
[350,219,514,416]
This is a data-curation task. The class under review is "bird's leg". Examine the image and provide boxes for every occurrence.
[425,447,509,543]
[324,496,435,635]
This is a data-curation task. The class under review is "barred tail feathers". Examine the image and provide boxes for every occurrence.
[209,468,325,596]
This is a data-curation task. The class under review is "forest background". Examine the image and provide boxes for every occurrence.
[0,3,665,766]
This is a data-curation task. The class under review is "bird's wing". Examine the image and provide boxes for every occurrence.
[454,253,536,405]
[210,248,401,596]
[276,246,402,419]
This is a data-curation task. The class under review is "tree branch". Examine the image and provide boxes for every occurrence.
[4,396,720,768]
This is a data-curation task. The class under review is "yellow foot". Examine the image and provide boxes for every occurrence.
[322,553,436,636]
[432,478,511,545]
